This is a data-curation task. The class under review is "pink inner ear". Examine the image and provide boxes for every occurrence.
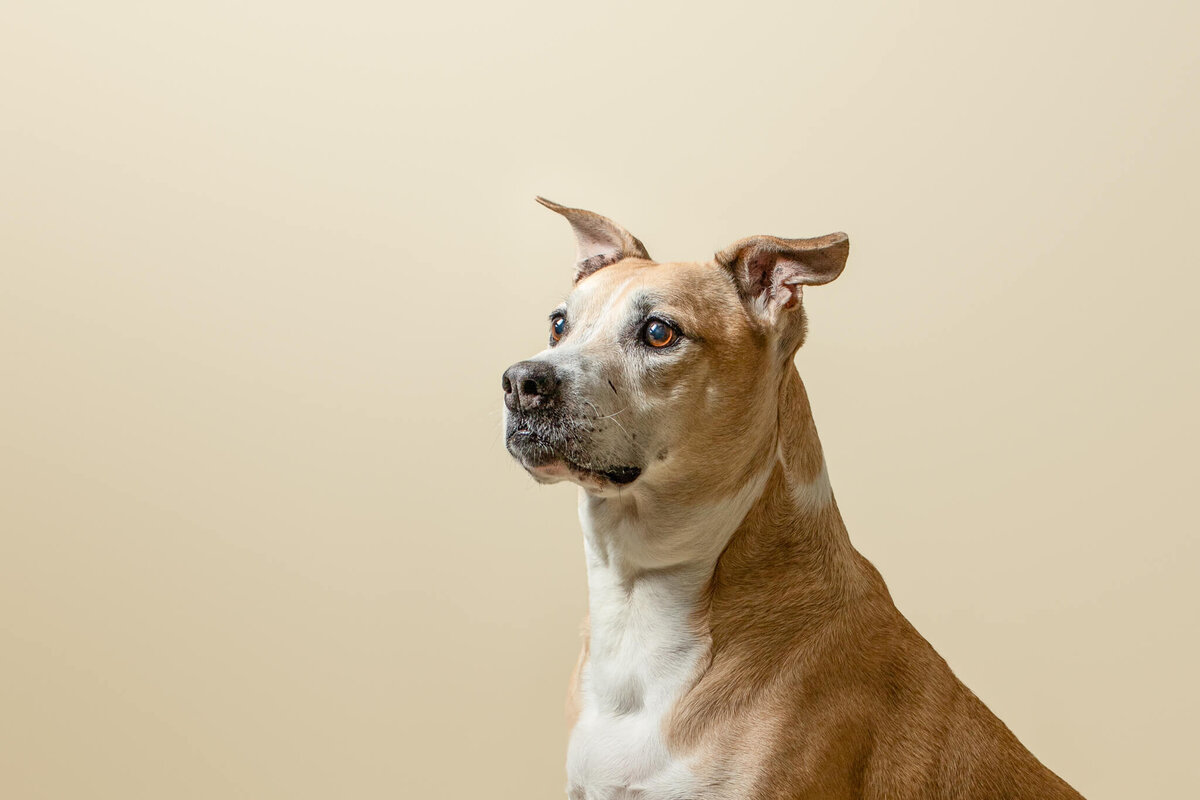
[717,232,847,310]
[749,254,805,311]
[745,251,779,297]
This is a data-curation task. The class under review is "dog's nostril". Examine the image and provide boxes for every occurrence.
[504,360,559,404]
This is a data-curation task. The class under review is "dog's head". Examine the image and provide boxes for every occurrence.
[503,198,848,501]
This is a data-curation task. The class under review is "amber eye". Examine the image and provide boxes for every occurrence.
[550,314,567,343]
[642,319,677,348]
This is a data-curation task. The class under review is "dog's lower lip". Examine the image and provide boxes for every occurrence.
[506,425,640,486]
[600,466,642,485]
[519,448,642,487]
[559,459,641,486]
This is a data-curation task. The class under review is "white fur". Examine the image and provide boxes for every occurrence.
[565,469,772,800]
[778,440,833,512]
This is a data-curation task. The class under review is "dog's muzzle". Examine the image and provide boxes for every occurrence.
[501,360,642,486]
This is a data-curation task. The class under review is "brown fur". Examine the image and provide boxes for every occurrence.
[662,370,1083,798]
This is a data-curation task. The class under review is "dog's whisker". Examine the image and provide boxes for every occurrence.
[581,398,633,442]
[607,414,632,443]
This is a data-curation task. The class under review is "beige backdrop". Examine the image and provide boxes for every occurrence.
[2,1,1197,798]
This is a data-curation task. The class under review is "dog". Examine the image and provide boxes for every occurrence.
[502,198,1084,800]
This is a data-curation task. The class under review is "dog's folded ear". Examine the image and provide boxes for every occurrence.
[536,197,651,282]
[716,233,849,318]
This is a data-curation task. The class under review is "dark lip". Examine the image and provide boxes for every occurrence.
[593,464,642,485]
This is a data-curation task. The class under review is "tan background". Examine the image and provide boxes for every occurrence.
[2,1,1198,797]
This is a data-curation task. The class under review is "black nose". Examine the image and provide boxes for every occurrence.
[503,360,561,411]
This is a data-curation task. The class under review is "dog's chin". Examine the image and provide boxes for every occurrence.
[506,431,642,491]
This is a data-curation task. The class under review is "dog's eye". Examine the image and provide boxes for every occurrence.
[642,319,677,348]
[550,314,567,343]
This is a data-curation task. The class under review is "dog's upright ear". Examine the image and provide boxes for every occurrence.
[716,232,849,322]
[536,197,651,282]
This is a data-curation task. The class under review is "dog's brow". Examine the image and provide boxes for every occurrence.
[626,290,666,318]
[625,290,697,335]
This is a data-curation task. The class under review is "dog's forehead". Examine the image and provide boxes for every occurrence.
[567,259,743,325]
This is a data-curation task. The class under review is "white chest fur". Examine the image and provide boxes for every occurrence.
[565,552,707,800]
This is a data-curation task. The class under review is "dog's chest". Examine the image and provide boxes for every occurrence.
[565,567,708,800]
[567,693,695,800]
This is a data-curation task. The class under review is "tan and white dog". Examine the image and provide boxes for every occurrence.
[502,199,1084,800]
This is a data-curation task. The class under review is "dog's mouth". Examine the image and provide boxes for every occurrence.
[506,420,642,487]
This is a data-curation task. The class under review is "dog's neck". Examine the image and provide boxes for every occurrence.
[575,367,869,719]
